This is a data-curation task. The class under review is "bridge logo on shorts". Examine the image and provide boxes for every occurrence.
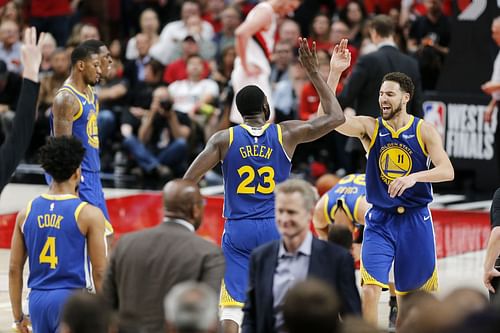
[378,143,413,184]
[86,110,99,149]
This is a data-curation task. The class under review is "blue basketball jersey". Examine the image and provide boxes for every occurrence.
[324,173,366,224]
[366,116,432,209]
[222,123,291,219]
[22,194,92,290]
[50,84,100,172]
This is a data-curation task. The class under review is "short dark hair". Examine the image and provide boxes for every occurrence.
[80,39,106,53]
[39,136,85,183]
[60,292,111,333]
[70,43,99,66]
[235,85,266,117]
[382,72,415,99]
[368,14,395,38]
[283,279,340,333]
[146,59,165,77]
[328,224,353,250]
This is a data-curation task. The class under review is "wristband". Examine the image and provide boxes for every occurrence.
[13,313,24,324]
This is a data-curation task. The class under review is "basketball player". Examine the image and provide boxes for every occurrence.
[50,40,114,241]
[184,38,349,332]
[230,0,301,123]
[313,172,399,330]
[321,50,454,326]
[9,136,107,333]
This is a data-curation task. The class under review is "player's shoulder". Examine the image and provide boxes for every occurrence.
[77,203,105,223]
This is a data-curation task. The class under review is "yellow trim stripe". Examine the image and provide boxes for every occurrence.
[277,124,283,145]
[59,87,83,121]
[340,198,354,222]
[41,194,78,201]
[65,83,93,104]
[219,280,244,308]
[21,199,34,233]
[74,202,88,221]
[382,115,414,138]
[228,127,234,147]
[367,120,379,153]
[395,266,438,295]
[360,259,389,289]
[105,220,114,236]
[323,194,331,224]
[416,119,428,156]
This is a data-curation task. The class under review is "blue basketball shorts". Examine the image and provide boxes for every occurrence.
[29,289,76,333]
[360,206,438,294]
[220,218,280,307]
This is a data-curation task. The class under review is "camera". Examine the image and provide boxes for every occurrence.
[160,99,173,112]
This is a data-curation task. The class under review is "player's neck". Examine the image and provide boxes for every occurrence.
[67,73,88,94]
[385,111,410,130]
[47,182,77,196]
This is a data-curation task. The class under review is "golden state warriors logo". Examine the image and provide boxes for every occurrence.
[378,143,412,184]
[86,111,99,149]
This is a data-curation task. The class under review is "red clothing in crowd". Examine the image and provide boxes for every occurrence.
[299,81,344,121]
[30,0,72,17]
[163,58,211,84]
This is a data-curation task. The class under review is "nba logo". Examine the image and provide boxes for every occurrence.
[423,101,446,141]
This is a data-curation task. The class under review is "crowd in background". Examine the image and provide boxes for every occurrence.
[0,0,456,187]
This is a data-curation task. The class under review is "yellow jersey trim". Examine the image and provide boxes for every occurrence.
[105,219,114,236]
[74,202,88,221]
[220,280,244,308]
[382,115,415,138]
[277,124,283,145]
[41,194,79,201]
[360,259,389,289]
[21,199,34,233]
[367,120,379,153]
[395,266,438,295]
[228,127,234,147]
[65,83,93,105]
[323,194,331,224]
[339,197,354,222]
[59,87,83,121]
[416,119,428,156]
[240,123,271,134]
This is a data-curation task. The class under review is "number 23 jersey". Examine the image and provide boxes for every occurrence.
[222,124,291,219]
[22,194,92,290]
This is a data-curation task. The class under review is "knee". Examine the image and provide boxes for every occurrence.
[362,284,381,301]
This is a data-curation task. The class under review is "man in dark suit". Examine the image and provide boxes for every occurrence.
[241,179,361,333]
[338,15,423,118]
[101,179,225,333]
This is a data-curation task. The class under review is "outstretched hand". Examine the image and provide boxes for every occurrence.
[330,38,351,74]
[21,27,46,82]
[298,37,319,76]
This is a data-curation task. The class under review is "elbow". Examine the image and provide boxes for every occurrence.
[446,166,455,182]
[331,112,346,128]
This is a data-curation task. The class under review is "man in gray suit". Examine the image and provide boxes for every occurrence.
[101,179,225,333]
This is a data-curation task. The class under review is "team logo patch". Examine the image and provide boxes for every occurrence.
[86,111,99,149]
[378,144,413,184]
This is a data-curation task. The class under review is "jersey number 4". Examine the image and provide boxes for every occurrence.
[237,165,275,194]
[39,236,58,269]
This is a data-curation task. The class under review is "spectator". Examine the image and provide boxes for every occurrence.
[278,19,301,52]
[164,282,219,333]
[338,1,368,49]
[60,293,112,333]
[308,14,333,52]
[283,279,341,333]
[408,0,451,90]
[273,60,308,122]
[102,179,225,333]
[162,35,211,85]
[79,23,100,43]
[241,179,361,333]
[39,33,57,76]
[122,86,191,178]
[149,1,215,65]
[29,0,75,46]
[270,41,294,90]
[330,20,359,76]
[0,19,22,74]
[0,59,22,142]
[213,6,241,61]
[0,1,24,28]
[123,33,152,89]
[202,0,225,33]
[126,8,160,61]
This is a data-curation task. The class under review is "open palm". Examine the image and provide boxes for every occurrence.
[330,38,351,73]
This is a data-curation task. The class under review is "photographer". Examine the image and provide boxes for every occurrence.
[122,86,191,178]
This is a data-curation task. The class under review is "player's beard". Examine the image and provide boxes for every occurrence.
[381,100,403,121]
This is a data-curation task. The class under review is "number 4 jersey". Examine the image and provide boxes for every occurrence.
[222,123,291,219]
[22,194,92,291]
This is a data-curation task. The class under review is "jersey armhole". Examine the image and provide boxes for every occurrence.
[59,87,84,121]
[367,119,380,154]
[74,202,88,221]
[416,119,429,156]
[276,124,292,162]
[20,199,34,234]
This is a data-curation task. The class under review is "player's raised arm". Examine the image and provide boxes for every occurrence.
[278,38,345,156]
[183,129,230,183]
